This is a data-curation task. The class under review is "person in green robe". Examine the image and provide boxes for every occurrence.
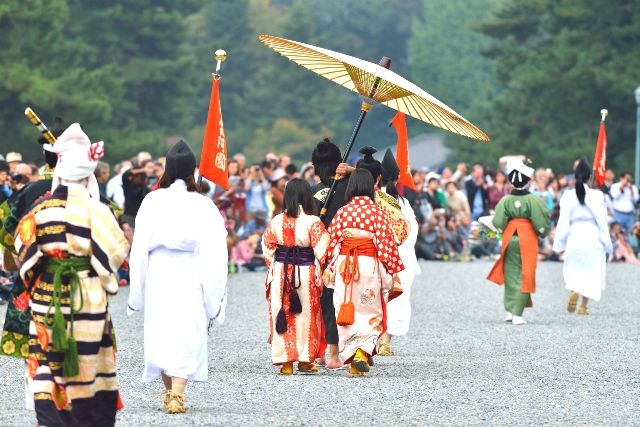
[487,159,550,325]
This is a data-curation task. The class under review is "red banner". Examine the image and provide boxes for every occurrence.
[390,112,416,191]
[199,78,229,190]
[592,121,607,188]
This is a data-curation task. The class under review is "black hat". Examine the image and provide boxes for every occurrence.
[311,138,341,183]
[165,140,196,181]
[574,157,591,182]
[356,146,382,180]
[381,148,400,182]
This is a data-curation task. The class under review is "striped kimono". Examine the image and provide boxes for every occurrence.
[15,183,128,427]
[262,210,330,365]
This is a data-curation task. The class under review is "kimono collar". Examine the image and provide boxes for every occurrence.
[350,196,374,205]
[511,188,530,196]
[169,179,187,190]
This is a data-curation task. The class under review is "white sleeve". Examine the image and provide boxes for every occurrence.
[552,192,571,253]
[198,202,229,324]
[127,197,151,315]
[593,192,613,254]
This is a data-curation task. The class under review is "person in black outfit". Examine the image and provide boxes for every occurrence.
[310,138,352,370]
[465,163,490,220]
[122,162,149,224]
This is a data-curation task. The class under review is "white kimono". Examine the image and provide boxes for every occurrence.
[553,187,612,301]
[386,197,421,336]
[128,180,228,382]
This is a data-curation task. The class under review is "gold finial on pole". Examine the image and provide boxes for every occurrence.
[214,49,227,77]
[600,108,608,122]
[24,107,56,144]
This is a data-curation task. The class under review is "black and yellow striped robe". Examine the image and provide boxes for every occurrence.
[15,183,129,427]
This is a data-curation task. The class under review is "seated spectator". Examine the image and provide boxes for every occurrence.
[610,222,640,264]
[416,209,452,260]
[230,232,264,272]
[425,172,445,210]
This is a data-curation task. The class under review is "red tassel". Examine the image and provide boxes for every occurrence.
[336,302,355,326]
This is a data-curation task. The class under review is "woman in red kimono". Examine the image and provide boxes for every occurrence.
[262,179,330,375]
[325,169,404,376]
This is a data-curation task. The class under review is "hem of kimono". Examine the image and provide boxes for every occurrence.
[142,363,207,383]
[565,284,602,302]
[271,356,315,366]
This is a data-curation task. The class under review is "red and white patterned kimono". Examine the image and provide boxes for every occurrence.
[326,196,404,362]
[262,210,330,365]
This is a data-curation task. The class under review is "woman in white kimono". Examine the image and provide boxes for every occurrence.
[128,141,228,414]
[377,149,421,356]
[553,159,612,315]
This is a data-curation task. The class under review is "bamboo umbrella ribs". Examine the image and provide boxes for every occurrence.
[258,34,490,217]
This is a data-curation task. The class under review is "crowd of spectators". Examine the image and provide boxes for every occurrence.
[1,146,639,295]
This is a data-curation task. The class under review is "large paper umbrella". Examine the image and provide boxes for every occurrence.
[258,34,490,215]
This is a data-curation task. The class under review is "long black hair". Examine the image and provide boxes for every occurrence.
[574,157,592,205]
[284,178,317,217]
[345,169,376,202]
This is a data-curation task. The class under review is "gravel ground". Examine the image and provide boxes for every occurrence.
[1,260,639,426]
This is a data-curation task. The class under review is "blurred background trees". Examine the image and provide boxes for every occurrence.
[1,0,638,172]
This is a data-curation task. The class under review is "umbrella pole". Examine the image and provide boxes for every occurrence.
[319,56,391,219]
[320,103,370,218]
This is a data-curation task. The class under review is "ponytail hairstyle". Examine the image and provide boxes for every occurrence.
[574,157,591,205]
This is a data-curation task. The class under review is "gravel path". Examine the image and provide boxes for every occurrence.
[1,261,639,426]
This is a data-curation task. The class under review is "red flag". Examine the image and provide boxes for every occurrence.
[199,78,229,190]
[390,112,416,191]
[592,120,607,188]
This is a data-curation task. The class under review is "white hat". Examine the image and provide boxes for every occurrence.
[270,168,287,182]
[50,123,104,199]
[6,152,22,163]
[426,172,441,182]
[506,158,534,179]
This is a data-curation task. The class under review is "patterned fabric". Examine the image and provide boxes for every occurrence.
[327,196,404,275]
[14,183,129,427]
[376,190,410,245]
[0,279,30,358]
[262,210,330,365]
[326,196,404,362]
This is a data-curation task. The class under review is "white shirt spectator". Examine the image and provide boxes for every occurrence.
[609,182,639,213]
[106,172,126,209]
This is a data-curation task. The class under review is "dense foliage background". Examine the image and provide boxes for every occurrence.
[1,0,638,172]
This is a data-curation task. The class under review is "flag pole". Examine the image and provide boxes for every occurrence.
[199,49,227,187]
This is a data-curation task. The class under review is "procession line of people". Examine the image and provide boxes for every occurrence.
[0,117,630,425]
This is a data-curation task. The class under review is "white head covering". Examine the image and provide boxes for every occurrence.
[50,123,105,199]
[506,158,534,184]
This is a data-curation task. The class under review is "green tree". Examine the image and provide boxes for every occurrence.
[461,0,640,172]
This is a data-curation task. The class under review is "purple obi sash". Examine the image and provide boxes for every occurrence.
[274,245,315,266]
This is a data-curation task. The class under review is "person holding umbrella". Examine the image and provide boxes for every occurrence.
[310,138,353,370]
